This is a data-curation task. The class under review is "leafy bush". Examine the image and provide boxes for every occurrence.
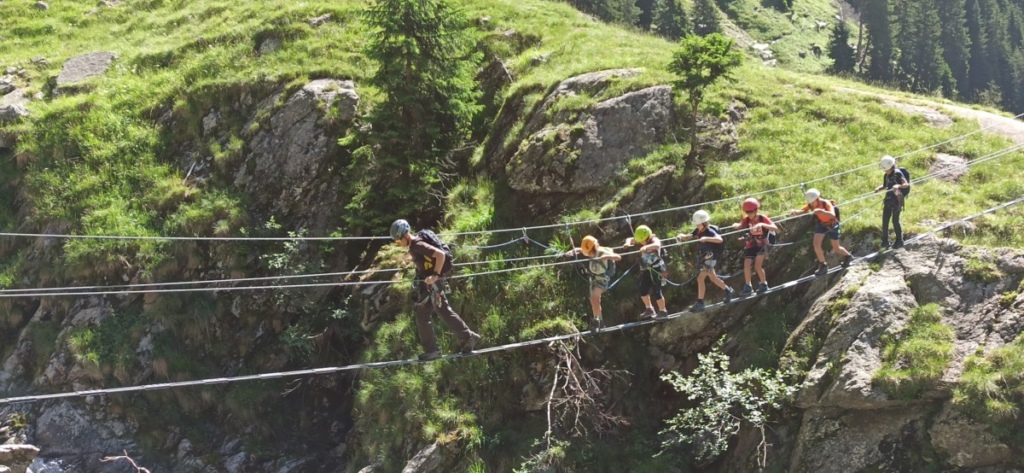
[659,337,798,466]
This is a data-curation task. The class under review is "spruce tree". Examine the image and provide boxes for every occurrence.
[862,0,894,82]
[692,0,722,36]
[655,0,690,41]
[937,0,971,98]
[827,20,857,73]
[895,1,953,93]
[965,0,993,98]
[637,0,656,29]
[347,0,481,230]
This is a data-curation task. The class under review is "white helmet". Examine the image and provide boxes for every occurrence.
[879,155,896,170]
[692,210,711,225]
[804,188,821,204]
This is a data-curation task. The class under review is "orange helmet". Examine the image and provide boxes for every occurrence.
[581,235,599,255]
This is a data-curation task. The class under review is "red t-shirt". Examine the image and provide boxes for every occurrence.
[740,214,773,247]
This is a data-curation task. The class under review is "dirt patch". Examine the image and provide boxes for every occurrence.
[838,87,1024,145]
[882,100,953,128]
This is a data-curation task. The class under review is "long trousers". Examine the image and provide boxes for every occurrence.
[882,199,903,245]
[414,290,473,353]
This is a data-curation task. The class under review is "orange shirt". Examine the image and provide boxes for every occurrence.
[802,200,837,225]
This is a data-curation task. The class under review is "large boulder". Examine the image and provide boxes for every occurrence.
[235,79,358,233]
[497,69,674,216]
[0,88,29,124]
[32,402,139,472]
[54,52,117,96]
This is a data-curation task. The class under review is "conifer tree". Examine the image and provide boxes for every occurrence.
[863,0,894,82]
[347,0,481,230]
[655,0,690,41]
[895,1,953,93]
[937,0,972,98]
[827,20,857,73]
[692,0,722,36]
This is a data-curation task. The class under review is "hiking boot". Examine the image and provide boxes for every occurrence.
[690,300,705,313]
[639,307,657,320]
[893,240,905,249]
[723,286,735,304]
[590,318,603,333]
[656,310,669,319]
[418,350,442,362]
[815,263,828,276]
[741,284,753,296]
[756,282,769,294]
[460,333,482,354]
[881,240,891,249]
[842,255,853,268]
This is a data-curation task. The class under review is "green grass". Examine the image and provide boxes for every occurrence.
[873,304,954,400]
[5,0,1024,469]
[713,0,839,74]
[955,333,1024,441]
[963,255,1005,284]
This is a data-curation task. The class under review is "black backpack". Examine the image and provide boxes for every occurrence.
[898,167,912,196]
[885,168,912,196]
[414,229,455,274]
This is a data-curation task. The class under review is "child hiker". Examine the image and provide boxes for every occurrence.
[623,225,668,319]
[677,210,734,312]
[731,198,778,295]
[789,188,853,275]
[566,235,621,332]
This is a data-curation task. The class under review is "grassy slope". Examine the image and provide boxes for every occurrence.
[3,0,1024,470]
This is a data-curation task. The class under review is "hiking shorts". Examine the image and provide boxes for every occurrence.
[744,244,767,260]
[698,252,719,270]
[814,222,841,240]
[590,275,610,292]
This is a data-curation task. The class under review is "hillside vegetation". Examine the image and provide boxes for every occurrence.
[2,0,1024,471]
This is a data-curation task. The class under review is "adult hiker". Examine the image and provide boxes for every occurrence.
[391,219,482,361]
[730,198,777,295]
[565,235,622,332]
[623,225,668,319]
[789,188,853,275]
[677,210,734,312]
[875,155,910,249]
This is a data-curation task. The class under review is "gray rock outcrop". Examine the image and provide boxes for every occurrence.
[783,239,1024,472]
[499,69,674,215]
[0,444,39,473]
[55,52,116,95]
[32,402,139,472]
[0,88,29,124]
[235,79,358,233]
[928,153,969,183]
[401,443,442,473]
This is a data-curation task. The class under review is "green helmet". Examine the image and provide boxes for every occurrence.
[634,225,652,243]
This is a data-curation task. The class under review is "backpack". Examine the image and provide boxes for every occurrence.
[885,168,912,197]
[898,167,912,196]
[414,229,454,275]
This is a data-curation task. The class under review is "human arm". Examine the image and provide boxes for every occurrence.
[640,236,661,253]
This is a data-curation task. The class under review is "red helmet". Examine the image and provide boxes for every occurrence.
[742,198,760,213]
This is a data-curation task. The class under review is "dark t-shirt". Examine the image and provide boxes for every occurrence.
[883,171,907,201]
[692,225,724,256]
[408,238,442,279]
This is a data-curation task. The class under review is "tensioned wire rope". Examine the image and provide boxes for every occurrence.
[1,194,1022,406]
[3,141,1021,298]
[2,112,1020,243]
